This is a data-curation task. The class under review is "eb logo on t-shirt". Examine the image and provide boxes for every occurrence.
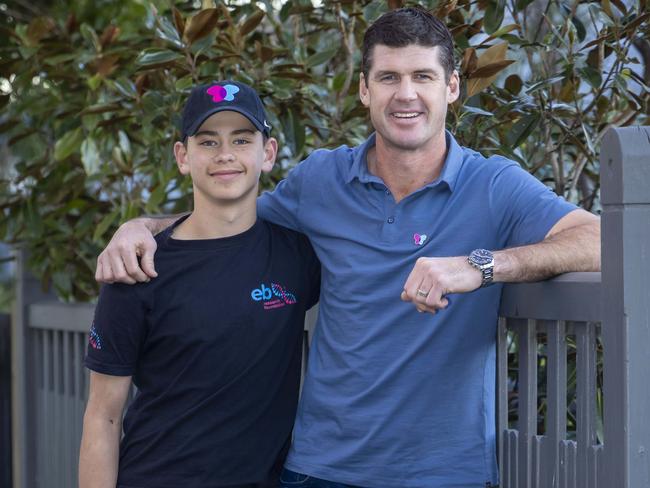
[251,282,297,310]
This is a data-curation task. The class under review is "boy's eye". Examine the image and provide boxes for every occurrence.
[233,138,251,145]
[200,140,218,147]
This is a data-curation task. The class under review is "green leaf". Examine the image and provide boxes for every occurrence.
[145,185,167,213]
[306,47,339,68]
[136,48,184,67]
[578,67,602,89]
[240,8,266,37]
[571,16,586,43]
[54,128,84,162]
[81,137,101,175]
[156,16,183,47]
[463,105,494,116]
[87,73,102,91]
[80,23,101,52]
[93,207,120,242]
[118,131,131,158]
[507,113,541,148]
[484,0,506,35]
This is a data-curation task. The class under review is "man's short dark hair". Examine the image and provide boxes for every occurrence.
[361,7,455,84]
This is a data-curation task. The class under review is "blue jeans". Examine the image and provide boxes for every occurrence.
[278,468,366,488]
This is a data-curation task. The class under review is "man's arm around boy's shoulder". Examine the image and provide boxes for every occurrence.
[79,372,132,488]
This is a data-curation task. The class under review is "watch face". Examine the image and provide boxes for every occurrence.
[471,249,493,266]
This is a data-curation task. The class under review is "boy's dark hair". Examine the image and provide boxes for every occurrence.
[361,7,455,84]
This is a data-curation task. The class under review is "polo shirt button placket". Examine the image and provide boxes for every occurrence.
[387,216,395,224]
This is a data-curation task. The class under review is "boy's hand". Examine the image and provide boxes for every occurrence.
[96,219,158,284]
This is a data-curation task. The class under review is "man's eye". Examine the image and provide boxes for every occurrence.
[233,139,251,145]
[200,140,217,147]
[414,74,433,81]
[379,75,397,82]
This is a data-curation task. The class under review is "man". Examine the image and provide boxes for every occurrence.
[95,8,599,488]
[79,81,320,488]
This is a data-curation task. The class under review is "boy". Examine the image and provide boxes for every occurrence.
[79,81,320,488]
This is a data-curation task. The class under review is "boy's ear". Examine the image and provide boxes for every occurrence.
[261,137,278,173]
[173,141,190,175]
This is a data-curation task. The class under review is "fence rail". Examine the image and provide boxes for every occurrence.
[9,126,650,488]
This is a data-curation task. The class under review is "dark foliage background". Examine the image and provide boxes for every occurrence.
[0,0,648,302]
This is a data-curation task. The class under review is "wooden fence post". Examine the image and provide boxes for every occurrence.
[600,126,650,488]
[11,248,51,488]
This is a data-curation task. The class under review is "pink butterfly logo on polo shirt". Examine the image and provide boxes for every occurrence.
[413,233,428,246]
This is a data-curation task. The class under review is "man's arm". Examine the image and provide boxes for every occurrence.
[95,214,186,284]
[79,372,132,488]
[401,209,600,313]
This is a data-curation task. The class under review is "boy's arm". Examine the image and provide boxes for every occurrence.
[79,371,132,488]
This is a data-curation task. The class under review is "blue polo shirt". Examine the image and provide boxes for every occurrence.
[258,132,576,488]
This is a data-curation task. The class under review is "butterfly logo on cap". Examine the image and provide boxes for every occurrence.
[207,84,240,103]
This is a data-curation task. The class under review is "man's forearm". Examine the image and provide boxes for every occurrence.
[493,220,600,283]
[79,413,122,488]
[137,213,188,235]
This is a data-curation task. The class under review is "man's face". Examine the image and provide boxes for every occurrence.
[174,111,276,206]
[359,44,459,152]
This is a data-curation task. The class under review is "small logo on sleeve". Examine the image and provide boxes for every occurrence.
[251,282,297,310]
[414,233,428,246]
[89,324,103,350]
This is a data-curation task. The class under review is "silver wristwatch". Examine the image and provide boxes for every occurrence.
[468,249,494,287]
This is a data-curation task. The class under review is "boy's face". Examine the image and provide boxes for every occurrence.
[174,111,277,206]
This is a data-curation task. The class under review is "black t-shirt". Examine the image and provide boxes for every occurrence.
[85,217,320,488]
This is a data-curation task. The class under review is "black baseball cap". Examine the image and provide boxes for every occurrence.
[181,80,272,140]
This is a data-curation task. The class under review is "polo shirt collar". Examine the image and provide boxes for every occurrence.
[346,131,464,192]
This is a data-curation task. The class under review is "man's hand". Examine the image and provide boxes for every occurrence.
[95,219,159,284]
[401,256,482,314]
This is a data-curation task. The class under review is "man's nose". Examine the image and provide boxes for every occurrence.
[395,78,418,102]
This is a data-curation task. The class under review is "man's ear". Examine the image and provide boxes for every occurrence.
[173,141,190,175]
[261,137,278,173]
[359,73,370,107]
[447,70,460,104]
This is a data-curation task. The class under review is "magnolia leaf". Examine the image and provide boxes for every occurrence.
[173,8,185,36]
[80,23,101,52]
[93,208,121,243]
[136,48,184,67]
[306,47,339,68]
[26,17,56,45]
[466,43,512,97]
[81,137,102,175]
[481,24,520,45]
[578,66,602,89]
[505,74,523,94]
[239,8,265,37]
[484,0,505,35]
[467,60,515,79]
[145,185,167,213]
[54,128,84,162]
[183,8,220,45]
[156,16,183,47]
[507,113,540,148]
[463,105,493,116]
[118,131,131,159]
[461,47,478,74]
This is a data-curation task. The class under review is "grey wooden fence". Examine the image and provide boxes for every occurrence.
[9,126,650,488]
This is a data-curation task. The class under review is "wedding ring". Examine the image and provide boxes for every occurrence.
[416,289,429,298]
